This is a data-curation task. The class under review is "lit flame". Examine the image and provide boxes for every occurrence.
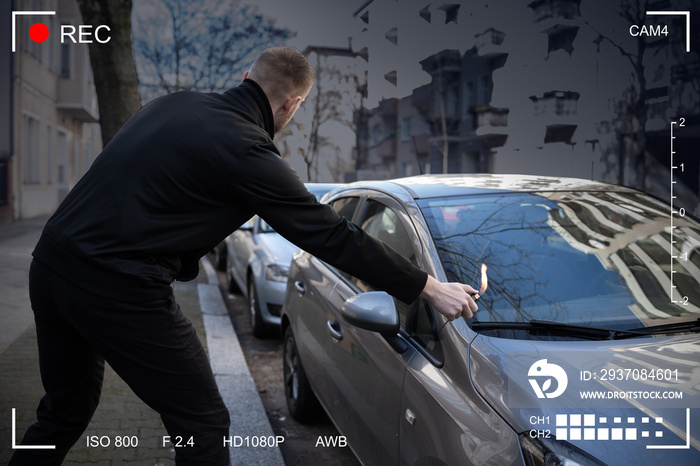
[480,263,488,294]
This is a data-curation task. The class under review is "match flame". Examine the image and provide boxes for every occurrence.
[480,263,488,294]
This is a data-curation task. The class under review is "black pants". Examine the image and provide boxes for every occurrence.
[9,260,231,465]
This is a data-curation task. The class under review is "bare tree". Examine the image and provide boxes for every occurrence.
[77,0,141,146]
[586,0,665,191]
[279,50,360,182]
[133,0,292,100]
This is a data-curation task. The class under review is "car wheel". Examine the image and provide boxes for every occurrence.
[214,244,227,271]
[248,277,267,338]
[283,327,322,423]
[226,263,240,294]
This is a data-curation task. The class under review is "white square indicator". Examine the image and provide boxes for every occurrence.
[612,428,623,440]
[570,414,582,426]
[584,428,596,440]
[556,428,568,441]
[570,428,582,440]
[598,428,609,440]
[584,414,595,426]
[614,417,622,424]
[627,417,635,424]
[656,431,663,438]
[599,417,607,424]
[655,417,663,424]
[642,417,650,423]
[642,431,650,438]
[626,428,637,440]
[556,414,568,426]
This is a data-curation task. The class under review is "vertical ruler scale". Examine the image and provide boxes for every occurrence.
[669,118,686,306]
[670,120,677,304]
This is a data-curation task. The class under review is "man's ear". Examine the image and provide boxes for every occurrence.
[282,96,301,115]
[242,69,250,81]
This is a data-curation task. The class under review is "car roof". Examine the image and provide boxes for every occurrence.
[342,174,638,200]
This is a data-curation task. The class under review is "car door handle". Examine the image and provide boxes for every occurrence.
[327,320,343,341]
[294,281,306,294]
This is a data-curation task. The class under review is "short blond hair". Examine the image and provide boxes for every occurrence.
[248,47,314,103]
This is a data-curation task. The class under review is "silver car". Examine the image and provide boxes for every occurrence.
[281,174,700,465]
[226,183,340,337]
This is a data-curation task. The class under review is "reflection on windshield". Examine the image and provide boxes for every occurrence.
[419,192,700,331]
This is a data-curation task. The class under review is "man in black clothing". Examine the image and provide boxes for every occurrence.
[10,47,478,465]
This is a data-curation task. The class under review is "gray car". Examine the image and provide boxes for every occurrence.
[281,174,700,465]
[226,183,340,337]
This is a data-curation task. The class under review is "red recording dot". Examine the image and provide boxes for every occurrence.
[29,23,49,43]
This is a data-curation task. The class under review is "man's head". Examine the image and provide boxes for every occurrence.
[244,47,314,133]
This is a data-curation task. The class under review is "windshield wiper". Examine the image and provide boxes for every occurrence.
[470,319,653,340]
[623,318,700,337]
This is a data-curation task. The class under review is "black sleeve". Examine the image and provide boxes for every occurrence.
[231,143,428,304]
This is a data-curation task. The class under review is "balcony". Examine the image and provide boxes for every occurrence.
[474,106,509,148]
[530,90,579,125]
[474,28,507,59]
[527,0,581,22]
[57,79,99,123]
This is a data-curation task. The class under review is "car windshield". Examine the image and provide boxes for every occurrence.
[418,191,700,335]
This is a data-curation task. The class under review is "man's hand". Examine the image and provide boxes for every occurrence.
[419,275,478,321]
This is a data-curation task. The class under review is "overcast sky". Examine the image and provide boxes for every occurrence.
[242,0,366,49]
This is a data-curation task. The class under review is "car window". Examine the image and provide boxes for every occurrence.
[351,199,442,362]
[330,196,360,220]
[259,218,275,233]
[359,200,416,265]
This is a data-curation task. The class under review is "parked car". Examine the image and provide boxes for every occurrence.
[226,183,340,337]
[281,174,700,466]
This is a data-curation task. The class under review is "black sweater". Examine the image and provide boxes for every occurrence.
[33,79,427,303]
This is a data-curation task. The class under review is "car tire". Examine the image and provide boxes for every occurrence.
[214,244,227,271]
[226,263,241,294]
[248,277,267,338]
[283,327,322,423]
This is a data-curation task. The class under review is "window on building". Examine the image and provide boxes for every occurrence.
[446,86,459,116]
[60,42,71,78]
[463,81,475,116]
[401,117,412,141]
[22,115,41,185]
[46,124,53,184]
[480,75,491,105]
[47,17,56,73]
[56,130,69,187]
[24,0,43,61]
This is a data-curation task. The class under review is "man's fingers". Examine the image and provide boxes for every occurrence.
[461,283,478,295]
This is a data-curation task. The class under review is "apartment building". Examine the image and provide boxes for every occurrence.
[1,0,102,222]
[349,0,699,213]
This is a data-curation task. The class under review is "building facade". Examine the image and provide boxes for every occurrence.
[350,0,699,213]
[1,0,102,223]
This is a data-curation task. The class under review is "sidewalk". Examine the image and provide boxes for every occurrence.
[0,217,283,465]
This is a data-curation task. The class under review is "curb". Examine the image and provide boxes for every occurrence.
[199,258,285,466]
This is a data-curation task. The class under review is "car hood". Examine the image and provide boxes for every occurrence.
[256,233,298,264]
[469,333,700,465]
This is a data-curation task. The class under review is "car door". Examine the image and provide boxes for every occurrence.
[285,196,363,409]
[322,194,425,465]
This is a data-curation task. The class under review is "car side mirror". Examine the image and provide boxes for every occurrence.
[341,292,400,335]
